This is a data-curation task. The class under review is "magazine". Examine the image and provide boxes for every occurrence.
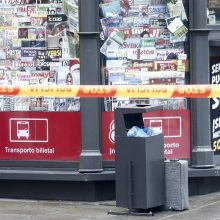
[156,48,185,60]
[101,0,121,18]
[36,3,63,15]
[6,49,21,60]
[3,97,15,111]
[64,0,78,18]
[166,16,188,39]
[4,70,17,84]
[166,0,187,21]
[14,97,30,111]
[21,40,47,48]
[29,70,57,85]
[27,5,37,16]
[29,97,49,111]
[30,14,47,26]
[0,14,13,26]
[15,71,30,85]
[21,48,37,61]
[154,60,177,71]
[0,97,3,111]
[50,61,69,85]
[0,69,7,85]
[69,58,80,84]
[46,48,62,61]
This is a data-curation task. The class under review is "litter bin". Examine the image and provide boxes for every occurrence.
[115,104,165,210]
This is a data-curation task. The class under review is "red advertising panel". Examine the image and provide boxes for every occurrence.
[102,110,191,161]
[0,112,81,161]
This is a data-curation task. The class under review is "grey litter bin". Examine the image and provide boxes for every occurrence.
[115,104,165,210]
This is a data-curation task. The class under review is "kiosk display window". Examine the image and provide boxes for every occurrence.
[0,0,80,112]
[99,0,189,111]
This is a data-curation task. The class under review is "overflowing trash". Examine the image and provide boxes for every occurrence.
[127,126,161,137]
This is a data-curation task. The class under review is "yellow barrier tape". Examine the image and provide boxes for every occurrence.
[0,84,219,98]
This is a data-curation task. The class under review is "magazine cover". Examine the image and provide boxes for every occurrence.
[12,61,36,71]
[107,67,125,83]
[0,14,13,26]
[156,48,185,60]
[141,70,180,84]
[154,60,177,71]
[46,48,62,61]
[36,3,63,15]
[14,97,30,111]
[64,0,78,18]
[53,98,68,111]
[21,40,47,48]
[148,5,168,18]
[124,67,142,84]
[0,7,14,16]
[50,61,69,85]
[0,48,7,60]
[4,70,17,85]
[0,60,13,71]
[166,16,188,39]
[140,38,156,48]
[67,31,79,58]
[6,49,21,60]
[69,58,80,84]
[68,15,79,33]
[15,5,28,17]
[30,70,57,85]
[3,97,15,111]
[63,0,78,32]
[101,17,123,37]
[26,5,36,16]
[101,0,121,18]
[29,97,49,111]
[47,35,62,48]
[13,16,31,27]
[18,27,46,40]
[15,71,30,85]
[0,98,3,111]
[21,48,37,61]
[166,0,187,21]
[0,69,7,85]
[52,58,80,86]
[66,98,80,111]
[37,0,51,4]
[5,27,18,42]
[46,21,68,37]
[35,60,51,71]
[132,60,154,70]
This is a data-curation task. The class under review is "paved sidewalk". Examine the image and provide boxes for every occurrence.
[1,192,220,220]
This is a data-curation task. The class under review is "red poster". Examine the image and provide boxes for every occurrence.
[102,110,191,160]
[0,112,81,161]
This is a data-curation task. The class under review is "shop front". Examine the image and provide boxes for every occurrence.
[0,0,220,200]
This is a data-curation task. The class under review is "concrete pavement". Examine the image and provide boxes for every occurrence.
[0,192,220,220]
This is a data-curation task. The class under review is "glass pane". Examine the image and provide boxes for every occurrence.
[100,0,189,112]
[0,0,80,112]
[208,0,220,24]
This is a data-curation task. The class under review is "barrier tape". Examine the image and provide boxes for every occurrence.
[0,84,220,98]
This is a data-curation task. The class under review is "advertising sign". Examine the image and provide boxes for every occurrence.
[0,112,81,160]
[0,110,190,161]
[102,110,190,161]
[210,57,220,154]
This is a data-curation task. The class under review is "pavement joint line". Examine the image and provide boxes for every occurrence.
[156,200,220,220]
